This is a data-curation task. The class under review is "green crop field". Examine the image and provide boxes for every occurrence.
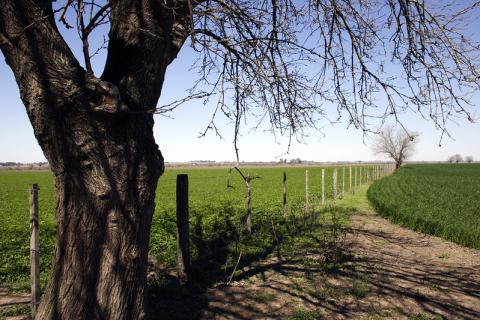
[368,164,480,249]
[0,165,375,291]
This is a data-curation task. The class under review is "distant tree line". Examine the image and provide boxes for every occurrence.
[447,155,474,163]
[277,158,304,164]
[0,162,49,167]
[0,162,21,167]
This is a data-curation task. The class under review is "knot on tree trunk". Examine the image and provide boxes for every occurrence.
[86,77,129,114]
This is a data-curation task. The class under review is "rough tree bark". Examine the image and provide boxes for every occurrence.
[395,159,402,169]
[0,1,190,319]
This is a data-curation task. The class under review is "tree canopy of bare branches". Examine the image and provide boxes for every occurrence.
[372,126,418,168]
[185,0,480,154]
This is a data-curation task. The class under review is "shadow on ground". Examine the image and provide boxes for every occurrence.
[146,203,334,320]
[147,207,480,320]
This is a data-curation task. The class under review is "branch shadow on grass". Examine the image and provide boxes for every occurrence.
[146,203,338,320]
[147,204,480,320]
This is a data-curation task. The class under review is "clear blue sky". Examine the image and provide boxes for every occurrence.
[1,6,479,163]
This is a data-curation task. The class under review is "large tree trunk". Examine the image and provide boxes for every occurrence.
[36,113,163,319]
[0,1,191,318]
[395,159,402,169]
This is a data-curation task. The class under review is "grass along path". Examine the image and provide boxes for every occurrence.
[0,166,366,291]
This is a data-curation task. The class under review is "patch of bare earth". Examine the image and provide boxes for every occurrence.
[197,212,480,320]
[0,286,29,320]
[345,213,480,319]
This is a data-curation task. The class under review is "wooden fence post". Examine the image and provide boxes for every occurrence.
[342,167,345,197]
[246,174,252,233]
[349,167,352,193]
[333,168,337,205]
[354,167,357,192]
[359,167,362,186]
[305,170,309,207]
[176,174,190,281]
[29,184,40,317]
[321,168,325,206]
[283,171,287,216]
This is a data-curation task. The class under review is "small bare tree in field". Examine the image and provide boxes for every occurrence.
[453,154,464,163]
[372,126,418,169]
[449,154,465,163]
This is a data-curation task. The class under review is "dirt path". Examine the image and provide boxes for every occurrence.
[0,286,29,306]
[198,210,480,319]
[344,213,480,319]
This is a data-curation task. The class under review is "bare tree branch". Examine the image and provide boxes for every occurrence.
[182,0,480,157]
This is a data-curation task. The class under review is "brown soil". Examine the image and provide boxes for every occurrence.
[0,286,29,320]
[196,212,480,319]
